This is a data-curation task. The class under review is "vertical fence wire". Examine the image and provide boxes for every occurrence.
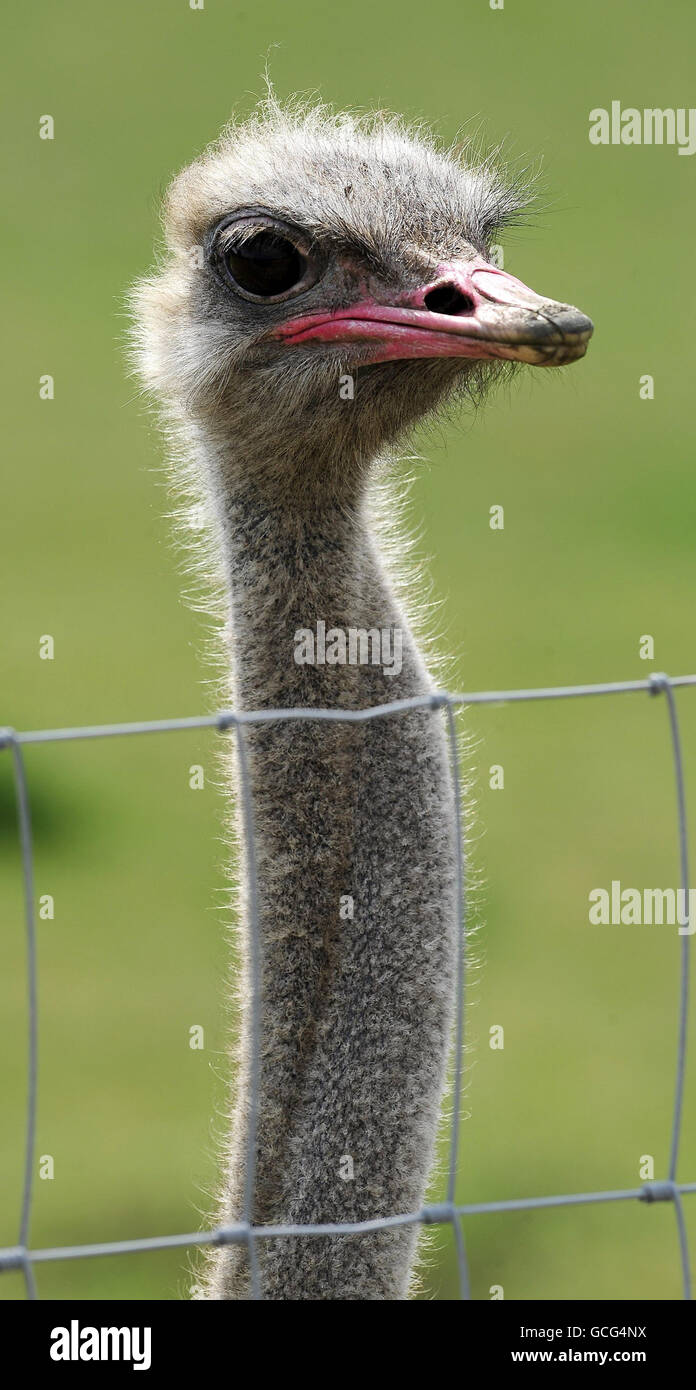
[3,733,38,1301]
[672,1190,692,1302]
[2,672,696,1300]
[656,679,692,1185]
[652,677,692,1300]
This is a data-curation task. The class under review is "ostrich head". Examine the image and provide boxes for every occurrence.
[134,101,593,498]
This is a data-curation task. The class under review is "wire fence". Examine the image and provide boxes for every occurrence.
[1,670,694,1301]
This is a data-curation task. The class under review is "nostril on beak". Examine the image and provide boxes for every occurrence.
[423,283,475,315]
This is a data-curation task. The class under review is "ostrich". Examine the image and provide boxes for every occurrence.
[131,100,592,1301]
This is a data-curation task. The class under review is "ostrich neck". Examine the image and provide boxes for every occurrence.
[199,431,459,1301]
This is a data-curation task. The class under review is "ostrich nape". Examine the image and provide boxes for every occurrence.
[131,100,592,1301]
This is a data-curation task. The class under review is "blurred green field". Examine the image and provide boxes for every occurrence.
[2,0,695,1300]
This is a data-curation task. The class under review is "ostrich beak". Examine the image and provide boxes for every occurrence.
[276,262,593,367]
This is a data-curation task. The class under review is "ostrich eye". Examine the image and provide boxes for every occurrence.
[223,231,308,299]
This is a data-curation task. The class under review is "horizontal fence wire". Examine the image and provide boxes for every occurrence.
[1,671,694,1301]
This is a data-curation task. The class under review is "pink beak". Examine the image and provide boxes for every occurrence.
[275,261,593,367]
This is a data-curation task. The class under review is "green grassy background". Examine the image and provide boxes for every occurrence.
[2,0,695,1300]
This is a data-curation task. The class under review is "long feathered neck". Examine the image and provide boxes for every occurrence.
[194,421,459,1300]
